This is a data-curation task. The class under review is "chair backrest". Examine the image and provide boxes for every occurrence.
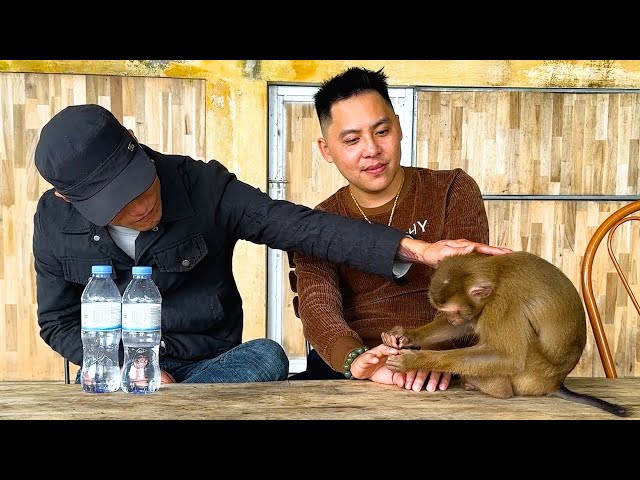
[287,251,300,318]
[287,251,310,357]
[581,200,640,378]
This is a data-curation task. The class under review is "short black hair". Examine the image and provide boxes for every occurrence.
[314,67,394,132]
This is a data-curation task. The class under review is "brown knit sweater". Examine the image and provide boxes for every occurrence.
[293,167,489,373]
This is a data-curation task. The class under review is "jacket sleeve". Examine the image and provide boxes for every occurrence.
[209,161,406,281]
[443,169,490,244]
[293,252,363,372]
[33,204,85,366]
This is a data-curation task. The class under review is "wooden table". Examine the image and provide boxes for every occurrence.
[0,377,637,420]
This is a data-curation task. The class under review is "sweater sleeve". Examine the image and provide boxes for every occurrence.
[293,251,364,373]
[443,169,490,244]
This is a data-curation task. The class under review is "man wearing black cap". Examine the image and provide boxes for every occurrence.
[33,103,508,384]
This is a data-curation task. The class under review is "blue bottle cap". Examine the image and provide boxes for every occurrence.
[132,266,152,275]
[92,265,113,274]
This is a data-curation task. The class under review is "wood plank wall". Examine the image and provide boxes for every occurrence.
[282,90,639,377]
[0,72,205,381]
[417,90,639,196]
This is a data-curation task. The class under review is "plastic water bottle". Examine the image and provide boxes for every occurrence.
[80,265,122,393]
[121,266,162,394]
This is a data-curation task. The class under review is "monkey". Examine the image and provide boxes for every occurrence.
[381,251,628,417]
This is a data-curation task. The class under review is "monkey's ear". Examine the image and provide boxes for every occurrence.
[469,285,493,299]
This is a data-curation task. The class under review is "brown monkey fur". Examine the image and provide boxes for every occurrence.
[381,251,628,417]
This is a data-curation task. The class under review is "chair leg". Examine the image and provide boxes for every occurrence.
[64,358,70,384]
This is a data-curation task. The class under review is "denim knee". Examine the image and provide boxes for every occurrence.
[245,338,289,381]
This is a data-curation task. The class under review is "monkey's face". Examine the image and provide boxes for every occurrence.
[429,282,482,325]
[430,282,463,324]
[429,259,493,326]
[429,292,482,326]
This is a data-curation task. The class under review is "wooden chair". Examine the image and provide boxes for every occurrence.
[581,200,640,379]
[287,251,311,357]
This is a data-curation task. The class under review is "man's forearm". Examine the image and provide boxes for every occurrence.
[395,237,422,263]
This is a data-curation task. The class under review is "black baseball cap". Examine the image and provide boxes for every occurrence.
[34,104,157,226]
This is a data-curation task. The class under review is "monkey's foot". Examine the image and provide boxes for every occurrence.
[461,379,478,391]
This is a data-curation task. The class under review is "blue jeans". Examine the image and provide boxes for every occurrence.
[161,338,289,383]
[76,338,289,384]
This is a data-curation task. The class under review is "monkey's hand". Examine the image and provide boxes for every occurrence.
[381,326,416,349]
[386,349,422,372]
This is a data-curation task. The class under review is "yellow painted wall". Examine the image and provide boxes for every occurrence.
[3,59,640,345]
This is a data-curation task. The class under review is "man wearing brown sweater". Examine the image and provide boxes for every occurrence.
[290,67,503,392]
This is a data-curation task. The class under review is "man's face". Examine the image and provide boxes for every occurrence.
[109,175,162,231]
[318,90,403,197]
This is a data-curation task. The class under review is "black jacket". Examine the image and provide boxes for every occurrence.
[33,146,405,366]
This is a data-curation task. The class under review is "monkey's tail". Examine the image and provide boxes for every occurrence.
[551,385,628,417]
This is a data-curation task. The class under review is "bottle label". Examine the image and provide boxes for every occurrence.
[122,304,161,331]
[81,302,122,330]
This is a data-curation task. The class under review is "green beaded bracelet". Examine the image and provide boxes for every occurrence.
[343,346,370,379]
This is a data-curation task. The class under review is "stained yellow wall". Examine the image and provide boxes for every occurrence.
[3,59,640,346]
